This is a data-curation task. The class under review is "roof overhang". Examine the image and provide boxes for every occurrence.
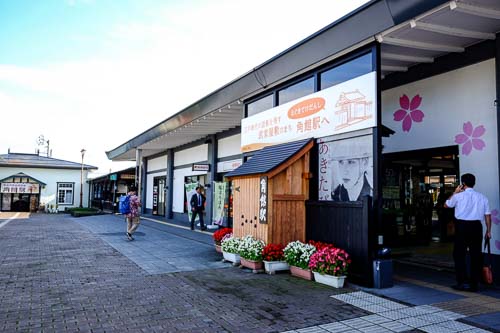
[107,0,500,162]
[379,0,500,78]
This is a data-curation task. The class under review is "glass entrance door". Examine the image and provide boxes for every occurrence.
[153,176,166,216]
[382,146,459,247]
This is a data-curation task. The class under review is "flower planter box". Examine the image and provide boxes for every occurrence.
[263,261,289,274]
[290,265,314,281]
[214,244,222,253]
[222,251,241,266]
[240,258,264,273]
[313,272,346,288]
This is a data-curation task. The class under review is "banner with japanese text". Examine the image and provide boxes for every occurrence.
[212,181,227,225]
[185,183,199,222]
[241,71,376,152]
[1,182,40,194]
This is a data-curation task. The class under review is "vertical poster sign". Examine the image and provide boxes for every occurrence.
[318,135,373,202]
[259,176,268,224]
[185,183,199,222]
[213,181,227,225]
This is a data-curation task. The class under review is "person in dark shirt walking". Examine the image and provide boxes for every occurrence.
[190,186,206,231]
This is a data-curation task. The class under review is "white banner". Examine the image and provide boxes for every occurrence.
[1,183,40,194]
[241,71,376,152]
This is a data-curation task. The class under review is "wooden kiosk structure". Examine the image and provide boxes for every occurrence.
[226,139,314,245]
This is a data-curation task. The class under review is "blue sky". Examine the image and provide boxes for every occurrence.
[0,0,369,175]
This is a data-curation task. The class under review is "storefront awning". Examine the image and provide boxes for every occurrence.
[226,139,314,178]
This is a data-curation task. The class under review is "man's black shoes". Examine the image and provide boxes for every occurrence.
[451,284,479,292]
[451,284,467,291]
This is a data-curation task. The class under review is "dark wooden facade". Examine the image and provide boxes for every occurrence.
[306,196,374,286]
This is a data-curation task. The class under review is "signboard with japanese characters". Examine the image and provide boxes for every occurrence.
[1,182,40,194]
[241,71,376,152]
[192,163,210,172]
[259,176,268,224]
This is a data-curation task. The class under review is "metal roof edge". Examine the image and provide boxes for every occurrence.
[0,164,98,170]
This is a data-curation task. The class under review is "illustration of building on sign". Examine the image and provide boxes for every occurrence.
[335,89,373,130]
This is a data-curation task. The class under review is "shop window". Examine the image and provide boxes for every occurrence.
[278,77,314,105]
[320,53,372,90]
[57,182,74,205]
[247,94,274,117]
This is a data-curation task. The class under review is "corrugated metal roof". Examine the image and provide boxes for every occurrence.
[0,153,98,170]
[226,139,313,177]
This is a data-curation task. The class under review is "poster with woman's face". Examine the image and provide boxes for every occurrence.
[318,135,373,201]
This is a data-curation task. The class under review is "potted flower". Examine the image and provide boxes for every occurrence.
[308,247,351,288]
[308,240,335,250]
[221,236,241,265]
[283,241,316,280]
[213,228,233,253]
[262,243,289,274]
[238,235,265,273]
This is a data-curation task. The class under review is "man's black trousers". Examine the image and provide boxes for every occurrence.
[190,208,205,230]
[453,219,483,287]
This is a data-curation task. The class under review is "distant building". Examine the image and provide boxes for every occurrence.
[88,167,136,213]
[0,153,97,212]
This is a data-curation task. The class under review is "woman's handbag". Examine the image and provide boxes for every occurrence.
[482,237,493,285]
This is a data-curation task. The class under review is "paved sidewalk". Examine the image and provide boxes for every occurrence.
[73,214,226,274]
[0,213,367,332]
[0,213,498,332]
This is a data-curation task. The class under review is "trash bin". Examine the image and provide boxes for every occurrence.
[373,259,393,288]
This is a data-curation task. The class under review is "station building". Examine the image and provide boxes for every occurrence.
[107,0,500,286]
[0,152,96,212]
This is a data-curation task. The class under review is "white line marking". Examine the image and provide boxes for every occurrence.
[0,212,21,229]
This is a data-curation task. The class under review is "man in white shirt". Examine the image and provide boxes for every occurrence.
[445,173,492,292]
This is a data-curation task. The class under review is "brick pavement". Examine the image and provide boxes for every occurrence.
[0,213,369,333]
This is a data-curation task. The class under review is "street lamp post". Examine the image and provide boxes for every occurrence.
[80,149,86,208]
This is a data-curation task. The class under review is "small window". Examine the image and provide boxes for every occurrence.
[57,182,74,205]
[247,94,274,117]
[278,77,314,105]
[320,53,372,90]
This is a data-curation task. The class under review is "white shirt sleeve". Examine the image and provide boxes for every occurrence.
[445,195,456,208]
[484,197,491,215]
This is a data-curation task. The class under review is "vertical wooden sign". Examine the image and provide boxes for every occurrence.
[259,176,268,224]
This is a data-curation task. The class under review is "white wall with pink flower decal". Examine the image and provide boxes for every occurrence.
[382,59,500,254]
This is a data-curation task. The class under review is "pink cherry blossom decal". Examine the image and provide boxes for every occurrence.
[454,122,486,156]
[491,209,500,225]
[393,94,425,132]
